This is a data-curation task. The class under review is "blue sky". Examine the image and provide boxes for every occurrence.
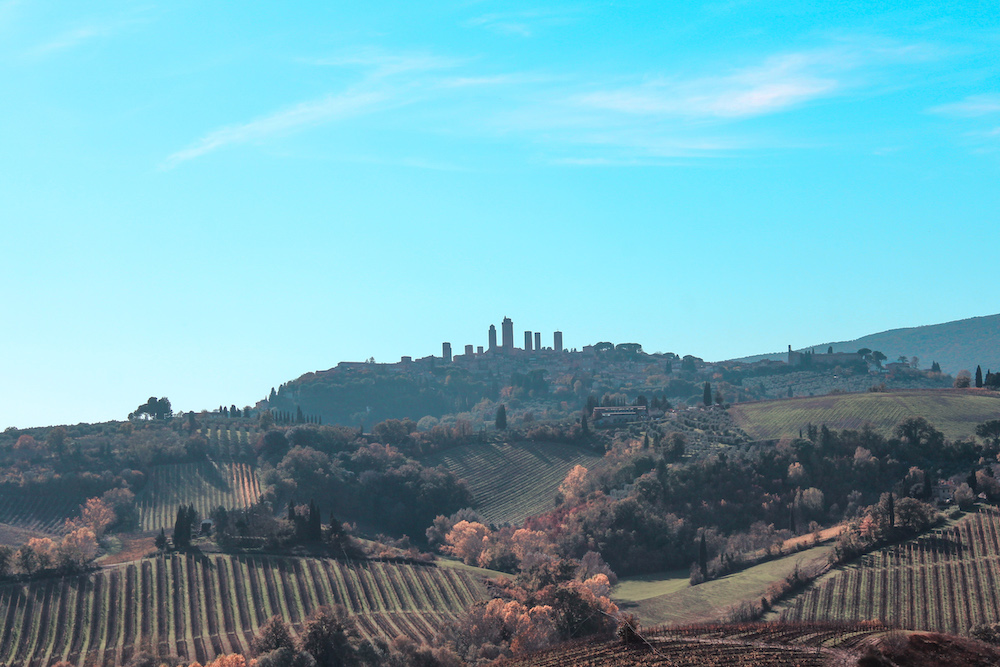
[2,1,999,428]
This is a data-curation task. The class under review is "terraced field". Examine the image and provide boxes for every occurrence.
[137,462,261,532]
[497,621,891,666]
[0,553,487,667]
[778,508,1000,635]
[422,441,602,526]
[730,390,1000,442]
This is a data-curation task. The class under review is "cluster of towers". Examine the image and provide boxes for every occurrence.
[441,317,563,362]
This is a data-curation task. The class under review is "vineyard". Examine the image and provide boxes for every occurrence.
[496,621,892,666]
[779,508,1000,635]
[0,553,487,667]
[0,492,83,535]
[730,390,1000,442]
[422,441,601,526]
[137,462,261,532]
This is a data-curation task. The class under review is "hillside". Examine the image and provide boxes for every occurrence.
[0,553,488,667]
[613,544,834,627]
[422,441,602,526]
[776,508,1000,636]
[136,461,261,532]
[497,623,1000,667]
[734,313,1000,375]
[729,389,1000,442]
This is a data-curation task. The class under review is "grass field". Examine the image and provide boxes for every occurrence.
[777,507,1000,636]
[613,545,835,627]
[136,461,261,532]
[730,389,1000,442]
[0,553,488,667]
[422,441,602,526]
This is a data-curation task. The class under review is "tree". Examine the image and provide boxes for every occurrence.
[251,616,295,656]
[297,605,359,667]
[976,420,1000,450]
[702,382,712,407]
[79,497,115,539]
[0,546,11,578]
[131,396,172,420]
[976,365,984,388]
[59,527,98,569]
[698,531,708,580]
[495,404,507,431]
[931,361,941,373]
[955,370,972,388]
[155,528,167,551]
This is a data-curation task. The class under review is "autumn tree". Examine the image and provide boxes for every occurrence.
[78,497,115,539]
[59,527,99,570]
[251,616,295,656]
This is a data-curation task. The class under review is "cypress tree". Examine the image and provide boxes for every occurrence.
[698,531,708,580]
[495,405,507,431]
[976,365,984,388]
[173,506,186,548]
[703,382,712,407]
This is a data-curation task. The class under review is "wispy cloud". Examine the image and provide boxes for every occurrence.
[930,94,1000,117]
[465,8,577,37]
[25,11,149,58]
[574,44,920,120]
[306,48,462,77]
[163,89,389,169]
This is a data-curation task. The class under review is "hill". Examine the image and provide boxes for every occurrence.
[422,441,602,526]
[729,389,1000,442]
[733,313,1000,375]
[776,508,1000,636]
[0,553,487,667]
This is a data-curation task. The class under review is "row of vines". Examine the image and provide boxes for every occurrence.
[0,553,487,667]
[137,462,261,532]
[781,507,1000,635]
[423,441,600,526]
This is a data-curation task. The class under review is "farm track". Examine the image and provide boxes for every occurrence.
[137,461,261,532]
[422,441,601,526]
[780,507,1000,635]
[0,554,487,667]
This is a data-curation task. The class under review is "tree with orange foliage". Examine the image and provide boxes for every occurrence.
[558,465,588,506]
[79,497,115,539]
[59,527,99,569]
[443,520,490,565]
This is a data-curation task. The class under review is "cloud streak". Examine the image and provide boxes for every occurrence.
[930,94,1000,117]
[163,89,388,168]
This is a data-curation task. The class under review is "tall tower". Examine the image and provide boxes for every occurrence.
[534,332,541,351]
[524,331,533,352]
[442,342,452,363]
[489,325,497,352]
[554,331,563,353]
[502,317,514,354]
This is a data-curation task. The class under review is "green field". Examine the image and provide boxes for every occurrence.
[422,441,602,526]
[0,553,488,667]
[730,390,1000,442]
[136,461,261,532]
[613,545,834,627]
[777,508,1000,636]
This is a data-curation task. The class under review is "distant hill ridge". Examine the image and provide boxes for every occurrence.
[731,313,1000,375]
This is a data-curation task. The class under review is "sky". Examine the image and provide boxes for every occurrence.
[2,1,999,428]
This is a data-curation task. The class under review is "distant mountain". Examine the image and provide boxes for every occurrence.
[732,313,1000,375]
